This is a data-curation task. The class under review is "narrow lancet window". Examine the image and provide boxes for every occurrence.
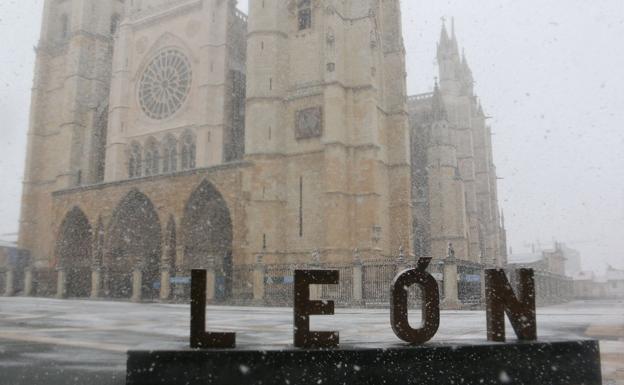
[181,132,196,170]
[128,142,142,178]
[162,135,177,173]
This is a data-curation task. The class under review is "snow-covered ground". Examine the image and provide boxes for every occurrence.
[0,298,622,384]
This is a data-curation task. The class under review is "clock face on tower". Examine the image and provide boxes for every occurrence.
[138,49,192,120]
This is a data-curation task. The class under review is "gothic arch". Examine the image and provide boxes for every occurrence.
[181,180,233,301]
[56,207,92,298]
[105,190,162,300]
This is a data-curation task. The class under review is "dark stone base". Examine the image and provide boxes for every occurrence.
[127,339,602,385]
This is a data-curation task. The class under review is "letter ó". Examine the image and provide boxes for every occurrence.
[390,258,440,344]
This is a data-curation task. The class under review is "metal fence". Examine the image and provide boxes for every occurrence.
[246,261,444,308]
[362,261,398,305]
[264,263,299,306]
[5,259,573,308]
[458,263,482,305]
[319,263,354,306]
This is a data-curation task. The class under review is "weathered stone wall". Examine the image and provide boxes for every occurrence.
[49,163,251,269]
[244,0,413,266]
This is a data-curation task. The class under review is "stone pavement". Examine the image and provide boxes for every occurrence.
[0,298,621,384]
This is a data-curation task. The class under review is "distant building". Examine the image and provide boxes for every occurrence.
[508,244,565,276]
[573,267,624,300]
[573,271,603,299]
[507,243,572,304]
[0,239,30,296]
[605,266,624,298]
[561,244,582,276]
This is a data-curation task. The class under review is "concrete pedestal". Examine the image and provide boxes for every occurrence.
[253,264,265,303]
[23,269,33,297]
[131,270,142,303]
[480,268,486,301]
[160,269,171,301]
[127,339,602,385]
[56,269,66,299]
[205,268,215,302]
[352,263,363,305]
[90,269,101,299]
[442,262,460,309]
[4,270,14,297]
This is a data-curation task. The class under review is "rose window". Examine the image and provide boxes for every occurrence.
[139,49,192,120]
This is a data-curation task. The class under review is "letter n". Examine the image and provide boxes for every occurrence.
[485,269,537,342]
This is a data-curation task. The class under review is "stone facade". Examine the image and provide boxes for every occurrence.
[243,0,413,265]
[18,0,416,302]
[17,2,509,304]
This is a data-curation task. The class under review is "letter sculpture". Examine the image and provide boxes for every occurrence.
[186,267,540,349]
[190,269,236,348]
[485,268,537,342]
[293,269,340,348]
[390,257,440,344]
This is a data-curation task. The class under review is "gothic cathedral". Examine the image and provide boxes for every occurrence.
[17,0,505,302]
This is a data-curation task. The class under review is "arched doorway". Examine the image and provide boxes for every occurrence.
[56,207,93,298]
[182,180,233,302]
[105,190,162,300]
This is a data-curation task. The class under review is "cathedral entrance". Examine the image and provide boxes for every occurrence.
[105,191,161,301]
[182,180,233,302]
[56,207,93,298]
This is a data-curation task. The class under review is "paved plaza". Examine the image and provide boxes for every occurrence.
[0,298,621,384]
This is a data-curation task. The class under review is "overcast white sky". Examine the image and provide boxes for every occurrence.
[0,0,623,274]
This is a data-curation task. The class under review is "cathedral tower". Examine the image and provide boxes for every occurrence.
[436,21,506,266]
[409,21,507,267]
[19,0,124,263]
[436,21,482,262]
[244,0,413,263]
[409,84,469,260]
[426,86,469,259]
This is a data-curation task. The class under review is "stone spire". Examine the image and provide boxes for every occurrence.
[451,17,460,53]
[440,19,451,46]
[437,18,461,94]
[437,19,455,59]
